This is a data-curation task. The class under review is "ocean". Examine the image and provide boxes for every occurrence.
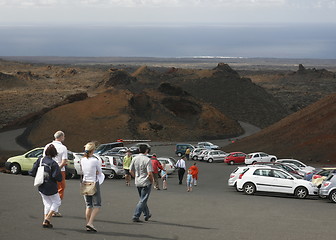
[1,23,336,59]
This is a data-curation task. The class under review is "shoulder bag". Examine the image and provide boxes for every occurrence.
[79,159,97,196]
[34,157,45,187]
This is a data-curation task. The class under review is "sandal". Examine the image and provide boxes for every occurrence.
[86,225,97,232]
[42,219,53,228]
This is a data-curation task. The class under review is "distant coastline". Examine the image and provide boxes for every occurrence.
[2,56,336,71]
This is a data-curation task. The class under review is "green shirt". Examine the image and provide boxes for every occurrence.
[123,155,133,170]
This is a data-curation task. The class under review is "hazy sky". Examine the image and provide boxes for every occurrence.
[1,0,336,26]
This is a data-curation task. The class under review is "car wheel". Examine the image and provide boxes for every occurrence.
[295,186,308,199]
[229,160,235,165]
[252,161,257,165]
[243,182,256,195]
[329,190,336,203]
[10,163,21,174]
[270,158,276,162]
[177,153,182,157]
[192,156,197,160]
[107,170,116,179]
[208,158,213,163]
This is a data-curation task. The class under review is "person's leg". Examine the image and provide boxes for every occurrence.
[180,169,185,184]
[45,193,61,222]
[133,185,152,220]
[54,171,66,216]
[178,169,183,184]
[39,192,51,223]
[153,173,159,189]
[86,182,101,230]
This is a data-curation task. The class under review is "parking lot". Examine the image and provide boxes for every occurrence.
[1,142,336,240]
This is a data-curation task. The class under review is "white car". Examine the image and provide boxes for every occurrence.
[158,157,176,175]
[244,152,277,165]
[197,150,209,161]
[104,155,126,179]
[228,165,269,190]
[197,142,219,150]
[73,153,113,177]
[275,159,315,174]
[190,148,207,160]
[236,166,318,198]
[203,150,228,163]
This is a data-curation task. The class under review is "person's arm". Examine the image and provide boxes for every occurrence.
[148,171,154,184]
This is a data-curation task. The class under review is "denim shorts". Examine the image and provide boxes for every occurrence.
[84,182,101,208]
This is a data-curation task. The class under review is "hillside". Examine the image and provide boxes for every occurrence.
[223,93,336,163]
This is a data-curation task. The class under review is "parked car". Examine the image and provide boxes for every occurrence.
[104,155,126,179]
[224,152,246,165]
[5,147,76,178]
[311,168,336,187]
[319,173,336,202]
[236,166,318,198]
[196,142,219,150]
[245,152,277,165]
[72,153,113,178]
[129,143,151,154]
[228,165,269,190]
[197,150,209,161]
[189,148,207,160]
[275,159,315,174]
[175,143,194,157]
[202,150,227,163]
[5,147,44,174]
[254,162,305,179]
[94,142,124,155]
[102,147,128,155]
[157,157,176,175]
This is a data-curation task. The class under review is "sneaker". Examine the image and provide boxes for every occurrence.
[132,218,142,223]
[144,214,152,221]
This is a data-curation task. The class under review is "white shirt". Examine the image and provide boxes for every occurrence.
[44,140,68,171]
[81,156,102,182]
[175,159,186,169]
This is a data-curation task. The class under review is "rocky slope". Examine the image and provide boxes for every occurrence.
[223,93,336,164]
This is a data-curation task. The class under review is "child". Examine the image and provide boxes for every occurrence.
[186,169,193,192]
[189,163,199,186]
[161,163,168,190]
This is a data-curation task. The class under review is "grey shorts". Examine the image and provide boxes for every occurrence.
[84,182,101,208]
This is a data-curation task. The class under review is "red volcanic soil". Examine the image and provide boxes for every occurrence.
[224,94,336,164]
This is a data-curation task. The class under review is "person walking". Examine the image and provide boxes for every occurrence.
[151,154,163,190]
[81,142,103,232]
[161,163,168,190]
[130,145,154,222]
[43,130,68,217]
[186,169,193,192]
[189,162,199,186]
[30,144,62,228]
[185,148,191,161]
[175,156,186,185]
[123,149,133,186]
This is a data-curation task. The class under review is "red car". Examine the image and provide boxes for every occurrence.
[224,152,246,165]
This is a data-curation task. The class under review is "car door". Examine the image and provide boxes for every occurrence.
[260,153,270,162]
[22,148,43,171]
[252,169,275,191]
[270,169,295,193]
[212,151,220,161]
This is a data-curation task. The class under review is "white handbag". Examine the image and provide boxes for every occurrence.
[34,157,45,187]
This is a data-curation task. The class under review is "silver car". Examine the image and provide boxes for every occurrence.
[203,150,227,163]
[319,173,336,203]
[104,155,126,179]
[190,148,207,160]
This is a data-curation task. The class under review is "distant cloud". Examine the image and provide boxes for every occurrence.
[1,0,335,8]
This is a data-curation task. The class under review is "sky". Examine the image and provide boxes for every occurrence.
[0,0,336,26]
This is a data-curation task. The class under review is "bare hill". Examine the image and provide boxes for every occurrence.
[24,87,243,151]
[223,93,336,163]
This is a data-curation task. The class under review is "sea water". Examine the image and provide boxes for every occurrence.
[1,23,336,59]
